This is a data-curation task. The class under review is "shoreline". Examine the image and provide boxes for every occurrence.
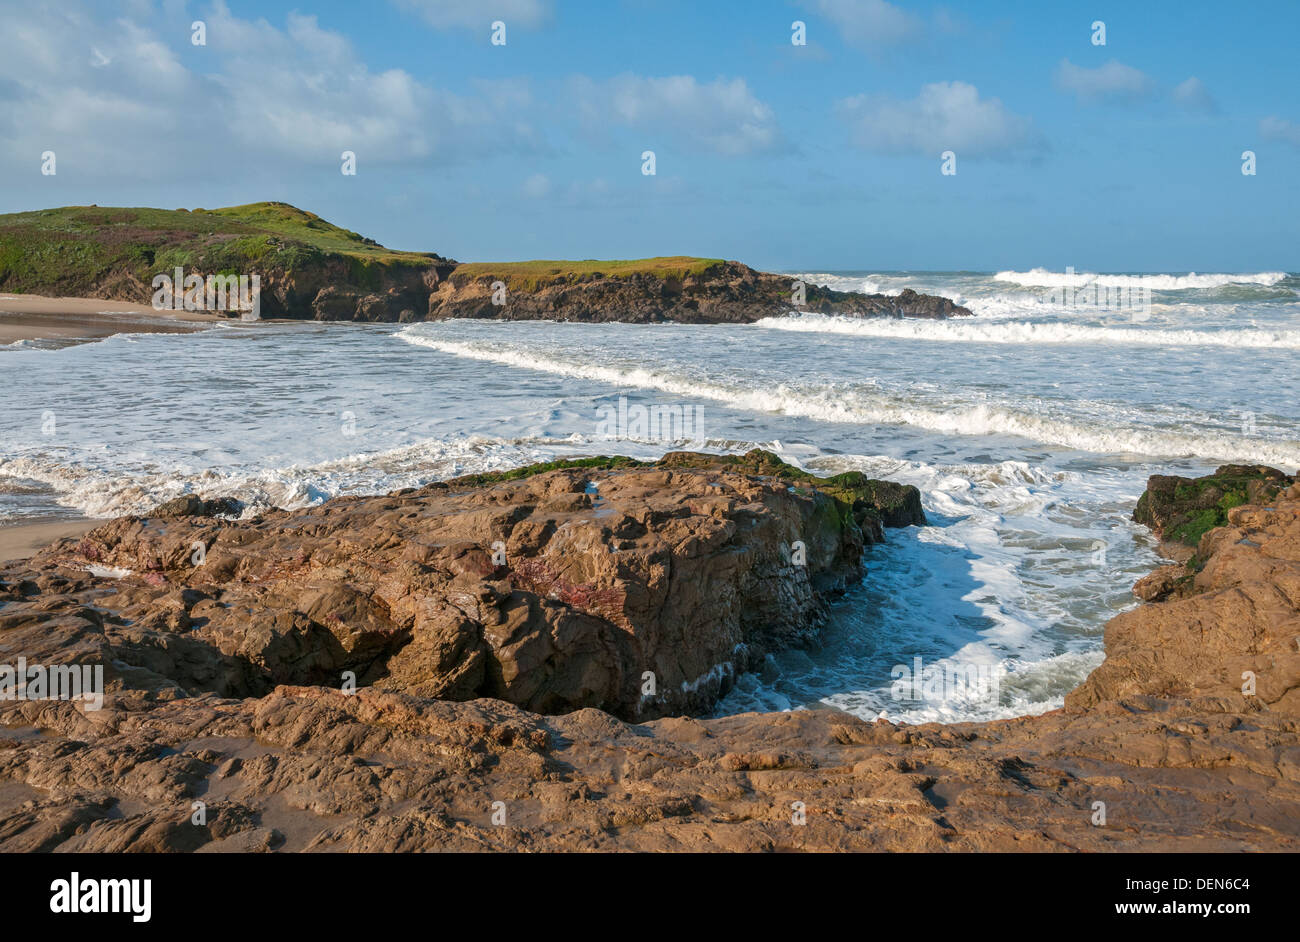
[0,517,96,563]
[0,294,233,347]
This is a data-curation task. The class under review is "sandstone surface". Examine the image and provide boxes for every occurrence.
[2,462,1297,852]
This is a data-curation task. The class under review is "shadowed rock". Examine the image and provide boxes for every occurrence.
[151,495,243,519]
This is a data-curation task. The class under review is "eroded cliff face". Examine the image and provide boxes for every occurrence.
[268,259,452,322]
[92,255,972,323]
[146,258,970,323]
[1,463,1297,852]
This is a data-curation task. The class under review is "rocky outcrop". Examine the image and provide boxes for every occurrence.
[1072,471,1300,711]
[1134,464,1295,553]
[304,277,445,324]
[0,451,918,721]
[0,202,460,322]
[150,495,243,519]
[427,261,971,323]
[3,465,1298,852]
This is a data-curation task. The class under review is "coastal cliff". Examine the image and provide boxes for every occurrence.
[1,461,1297,851]
[0,203,971,323]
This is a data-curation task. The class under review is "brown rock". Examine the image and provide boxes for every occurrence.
[2,462,1298,852]
[1134,464,1295,549]
[428,261,971,323]
[4,451,908,720]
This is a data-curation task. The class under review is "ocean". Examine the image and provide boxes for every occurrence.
[3,269,1298,724]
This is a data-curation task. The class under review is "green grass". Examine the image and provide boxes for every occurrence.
[0,202,441,297]
[451,256,726,291]
[207,203,437,264]
[0,203,731,302]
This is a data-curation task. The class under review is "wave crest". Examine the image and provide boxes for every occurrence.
[755,312,1300,348]
[994,268,1287,290]
[395,329,1300,466]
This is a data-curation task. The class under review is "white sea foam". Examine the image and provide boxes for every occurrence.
[397,331,1300,466]
[85,565,133,579]
[754,312,1300,348]
[994,268,1287,289]
[793,272,896,296]
[0,433,612,520]
[714,450,1152,723]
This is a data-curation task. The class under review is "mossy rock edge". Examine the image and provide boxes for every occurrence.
[1134,464,1296,549]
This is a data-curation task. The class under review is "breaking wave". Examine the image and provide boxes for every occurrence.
[0,433,615,520]
[396,331,1300,466]
[754,312,1300,348]
[994,268,1288,290]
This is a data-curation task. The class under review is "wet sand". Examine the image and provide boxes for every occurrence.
[0,294,225,347]
[0,518,96,563]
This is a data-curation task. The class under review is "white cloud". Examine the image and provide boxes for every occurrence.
[392,0,550,30]
[1055,59,1156,104]
[521,173,551,198]
[0,0,545,180]
[805,0,920,48]
[1172,76,1217,113]
[1260,116,1300,148]
[571,74,783,156]
[835,81,1039,158]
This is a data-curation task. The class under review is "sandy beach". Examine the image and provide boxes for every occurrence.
[0,293,224,347]
[0,517,95,562]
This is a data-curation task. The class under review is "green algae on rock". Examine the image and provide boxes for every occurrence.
[1134,464,1295,548]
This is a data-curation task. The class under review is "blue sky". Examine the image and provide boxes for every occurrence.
[1,0,1296,271]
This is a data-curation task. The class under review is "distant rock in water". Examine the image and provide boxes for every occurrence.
[427,260,973,323]
[0,203,971,323]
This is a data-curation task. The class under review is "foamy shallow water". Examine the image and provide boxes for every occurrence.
[2,270,1296,724]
